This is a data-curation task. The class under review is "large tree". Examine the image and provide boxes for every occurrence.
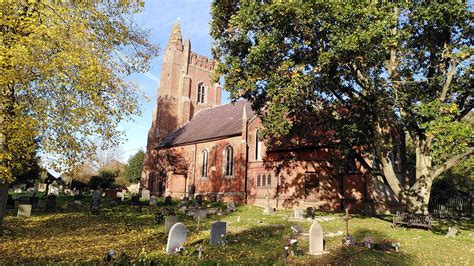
[211,1,473,213]
[124,150,145,183]
[0,2,158,233]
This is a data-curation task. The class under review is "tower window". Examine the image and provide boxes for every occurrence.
[261,174,266,187]
[224,145,234,176]
[197,82,205,103]
[201,149,208,177]
[255,130,262,161]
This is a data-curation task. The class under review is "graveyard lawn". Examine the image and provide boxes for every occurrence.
[1,199,473,264]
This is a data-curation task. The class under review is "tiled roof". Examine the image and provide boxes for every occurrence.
[158,100,254,147]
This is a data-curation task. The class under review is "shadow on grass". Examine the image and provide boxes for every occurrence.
[431,218,474,236]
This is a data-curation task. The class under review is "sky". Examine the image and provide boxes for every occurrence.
[117,0,231,163]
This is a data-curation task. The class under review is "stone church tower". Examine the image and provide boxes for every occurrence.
[141,21,222,194]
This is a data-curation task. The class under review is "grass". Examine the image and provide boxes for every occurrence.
[1,195,473,264]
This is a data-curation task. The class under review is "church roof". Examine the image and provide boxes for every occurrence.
[158,100,254,147]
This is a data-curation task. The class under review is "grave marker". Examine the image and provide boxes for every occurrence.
[210,221,227,245]
[165,216,178,234]
[166,222,187,254]
[309,221,324,255]
[17,204,32,218]
[141,189,150,201]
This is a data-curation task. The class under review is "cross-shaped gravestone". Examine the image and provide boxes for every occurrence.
[166,222,187,254]
[344,207,350,237]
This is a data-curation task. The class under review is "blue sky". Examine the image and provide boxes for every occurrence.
[118,0,230,163]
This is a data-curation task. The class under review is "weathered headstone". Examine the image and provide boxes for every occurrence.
[17,204,32,218]
[445,227,458,238]
[306,207,315,219]
[141,189,150,201]
[294,208,304,219]
[6,195,15,209]
[195,195,203,206]
[45,194,57,212]
[291,224,305,234]
[263,191,274,214]
[29,196,39,209]
[26,187,36,197]
[48,186,60,196]
[166,222,187,254]
[193,209,208,222]
[210,221,227,245]
[164,195,172,205]
[309,221,324,255]
[36,183,46,192]
[227,202,236,212]
[165,216,178,234]
[149,197,157,206]
[91,189,102,214]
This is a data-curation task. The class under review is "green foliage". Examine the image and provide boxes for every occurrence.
[89,160,124,189]
[0,2,159,183]
[210,1,473,204]
[124,150,145,183]
[432,156,474,198]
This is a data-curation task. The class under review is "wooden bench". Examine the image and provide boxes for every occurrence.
[392,211,433,230]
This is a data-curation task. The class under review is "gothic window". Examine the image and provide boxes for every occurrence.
[201,149,208,177]
[267,174,271,187]
[257,175,261,187]
[255,130,262,161]
[197,82,205,103]
[224,145,234,176]
[261,174,266,187]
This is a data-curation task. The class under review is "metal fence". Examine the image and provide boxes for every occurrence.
[429,195,472,218]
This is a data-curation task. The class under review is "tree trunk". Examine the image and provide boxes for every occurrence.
[405,145,433,214]
[0,182,9,235]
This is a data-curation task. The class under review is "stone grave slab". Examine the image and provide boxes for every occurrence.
[165,216,178,234]
[166,222,187,254]
[17,204,32,218]
[193,209,207,222]
[141,189,150,201]
[309,221,324,255]
[210,221,227,245]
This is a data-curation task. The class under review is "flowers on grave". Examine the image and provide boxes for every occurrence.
[175,245,186,253]
[285,238,299,257]
[217,233,228,246]
[155,212,164,224]
[342,235,356,246]
[363,236,374,249]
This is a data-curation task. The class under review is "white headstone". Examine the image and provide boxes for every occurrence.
[48,186,59,196]
[17,204,32,218]
[309,221,324,255]
[166,222,187,254]
[294,208,303,219]
[141,189,150,201]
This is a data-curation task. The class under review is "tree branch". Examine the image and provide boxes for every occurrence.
[431,146,474,179]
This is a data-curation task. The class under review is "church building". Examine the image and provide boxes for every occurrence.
[141,22,400,214]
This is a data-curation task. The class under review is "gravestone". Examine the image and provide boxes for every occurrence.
[149,197,157,206]
[141,189,150,201]
[29,196,39,209]
[165,216,178,234]
[36,183,46,192]
[210,221,227,245]
[294,208,304,219]
[45,194,57,212]
[445,227,458,238]
[164,195,172,206]
[48,186,59,196]
[26,187,36,197]
[263,191,274,214]
[17,204,32,218]
[309,221,324,255]
[227,202,236,212]
[291,224,305,234]
[91,189,102,214]
[6,195,15,209]
[193,209,208,222]
[195,195,203,206]
[306,207,315,219]
[166,222,187,254]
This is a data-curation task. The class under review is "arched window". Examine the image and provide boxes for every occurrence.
[261,174,266,187]
[201,149,208,177]
[197,82,205,103]
[257,175,261,187]
[267,174,271,187]
[255,130,262,161]
[224,145,234,176]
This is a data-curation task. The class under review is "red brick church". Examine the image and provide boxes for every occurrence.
[141,22,400,214]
